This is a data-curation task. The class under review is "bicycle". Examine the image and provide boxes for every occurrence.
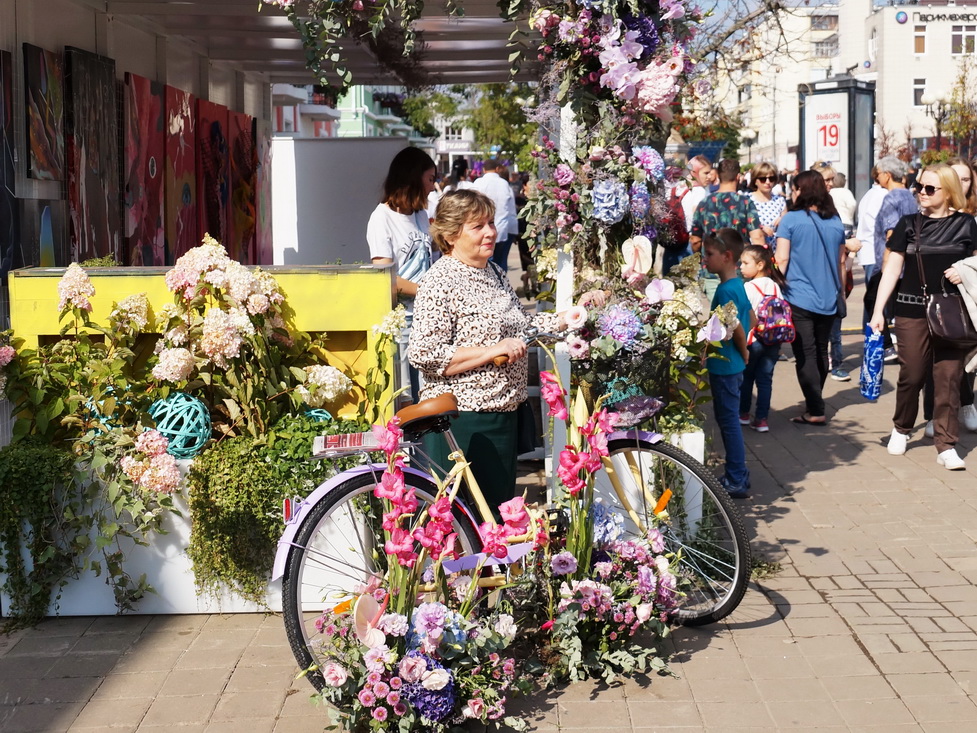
[274,383,750,691]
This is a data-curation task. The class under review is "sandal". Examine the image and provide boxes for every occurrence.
[790,414,827,426]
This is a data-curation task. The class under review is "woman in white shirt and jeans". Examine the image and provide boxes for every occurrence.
[367,147,437,399]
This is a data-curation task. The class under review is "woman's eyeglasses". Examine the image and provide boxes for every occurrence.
[913,183,942,196]
[755,176,776,183]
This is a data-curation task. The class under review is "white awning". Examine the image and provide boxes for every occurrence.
[106,0,538,86]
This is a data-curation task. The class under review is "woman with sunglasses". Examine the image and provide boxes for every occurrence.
[920,158,977,439]
[775,170,847,425]
[870,164,977,470]
[749,162,786,250]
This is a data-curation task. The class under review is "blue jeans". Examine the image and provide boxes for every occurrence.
[710,371,749,489]
[740,341,781,421]
[491,235,514,270]
[661,245,690,274]
[829,316,843,369]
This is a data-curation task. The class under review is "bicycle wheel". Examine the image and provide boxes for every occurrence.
[281,470,483,690]
[595,436,751,626]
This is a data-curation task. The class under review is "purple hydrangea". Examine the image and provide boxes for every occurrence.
[607,395,664,429]
[590,501,625,543]
[550,551,578,576]
[598,304,643,345]
[401,651,456,722]
[633,146,665,181]
[630,181,650,220]
[591,179,629,224]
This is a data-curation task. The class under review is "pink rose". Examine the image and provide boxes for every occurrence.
[321,662,348,687]
[399,655,427,684]
[463,698,486,719]
[636,603,653,623]
[564,305,588,330]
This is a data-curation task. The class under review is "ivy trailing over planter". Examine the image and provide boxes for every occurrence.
[186,413,372,604]
[0,440,75,629]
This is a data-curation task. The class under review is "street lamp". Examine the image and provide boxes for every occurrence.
[921,89,950,152]
[741,128,757,165]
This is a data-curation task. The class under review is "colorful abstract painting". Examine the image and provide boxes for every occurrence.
[227,111,255,264]
[18,199,67,269]
[164,85,197,264]
[196,99,229,248]
[23,43,65,182]
[124,73,165,266]
[255,119,274,266]
[1,50,18,277]
[65,47,121,262]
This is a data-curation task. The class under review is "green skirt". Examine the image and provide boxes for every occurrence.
[422,410,518,518]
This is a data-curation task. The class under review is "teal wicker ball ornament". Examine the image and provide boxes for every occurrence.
[304,408,333,422]
[148,393,212,459]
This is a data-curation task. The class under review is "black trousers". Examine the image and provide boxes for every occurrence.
[863,271,894,350]
[789,305,836,418]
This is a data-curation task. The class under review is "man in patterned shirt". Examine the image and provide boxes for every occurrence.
[689,158,765,298]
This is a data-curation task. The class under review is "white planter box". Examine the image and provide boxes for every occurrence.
[0,464,281,617]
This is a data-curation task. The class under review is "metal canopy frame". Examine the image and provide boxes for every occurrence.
[105,0,536,86]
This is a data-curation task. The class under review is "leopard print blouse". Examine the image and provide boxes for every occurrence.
[408,256,561,412]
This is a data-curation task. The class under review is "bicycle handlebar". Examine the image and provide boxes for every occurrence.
[491,328,561,366]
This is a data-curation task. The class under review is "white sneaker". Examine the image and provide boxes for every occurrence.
[924,420,935,439]
[962,404,977,433]
[937,448,966,470]
[887,429,908,455]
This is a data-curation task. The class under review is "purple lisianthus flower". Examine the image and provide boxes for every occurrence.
[551,551,578,576]
[412,602,447,636]
[554,163,575,186]
[637,564,658,596]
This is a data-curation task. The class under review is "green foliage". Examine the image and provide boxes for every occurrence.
[462,83,539,172]
[0,440,75,629]
[80,255,120,267]
[186,414,371,603]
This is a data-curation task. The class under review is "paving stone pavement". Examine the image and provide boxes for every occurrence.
[2,281,977,731]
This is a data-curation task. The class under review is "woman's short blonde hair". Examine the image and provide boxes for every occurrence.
[751,161,777,189]
[430,190,496,254]
[922,163,967,212]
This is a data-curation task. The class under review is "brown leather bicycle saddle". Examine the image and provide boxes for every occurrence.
[395,393,459,437]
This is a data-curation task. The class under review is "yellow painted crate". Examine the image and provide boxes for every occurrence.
[7,264,398,419]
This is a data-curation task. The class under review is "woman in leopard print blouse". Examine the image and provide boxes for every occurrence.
[409,189,564,511]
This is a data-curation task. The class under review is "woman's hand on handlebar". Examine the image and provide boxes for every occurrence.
[492,338,528,365]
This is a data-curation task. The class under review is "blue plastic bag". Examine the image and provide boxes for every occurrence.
[860,324,884,401]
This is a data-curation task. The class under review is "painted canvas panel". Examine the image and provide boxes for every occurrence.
[164,85,196,264]
[1,50,18,277]
[23,43,65,182]
[196,99,229,248]
[124,73,165,266]
[255,118,273,266]
[65,47,121,262]
[18,199,67,269]
[227,111,255,264]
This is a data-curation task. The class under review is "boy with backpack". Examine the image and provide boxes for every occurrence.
[738,244,793,433]
[703,229,757,498]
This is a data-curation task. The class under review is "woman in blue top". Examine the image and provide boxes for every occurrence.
[775,170,847,425]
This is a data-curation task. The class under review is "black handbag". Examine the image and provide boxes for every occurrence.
[914,216,977,347]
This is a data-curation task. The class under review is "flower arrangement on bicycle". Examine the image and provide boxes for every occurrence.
[301,417,537,731]
[523,370,682,682]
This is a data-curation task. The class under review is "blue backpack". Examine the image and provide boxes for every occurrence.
[752,284,795,346]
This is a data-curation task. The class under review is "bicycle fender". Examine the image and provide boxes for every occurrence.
[271,463,463,581]
[608,428,663,444]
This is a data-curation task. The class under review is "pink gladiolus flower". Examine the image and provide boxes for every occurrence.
[374,468,405,501]
[499,496,530,537]
[479,522,509,559]
[428,497,453,522]
[372,417,402,456]
[384,528,417,567]
[587,430,609,458]
[557,446,588,495]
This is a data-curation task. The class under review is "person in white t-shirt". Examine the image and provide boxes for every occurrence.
[472,158,518,270]
[738,243,789,433]
[367,147,437,399]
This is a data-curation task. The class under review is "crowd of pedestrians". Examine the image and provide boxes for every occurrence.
[670,151,977,495]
